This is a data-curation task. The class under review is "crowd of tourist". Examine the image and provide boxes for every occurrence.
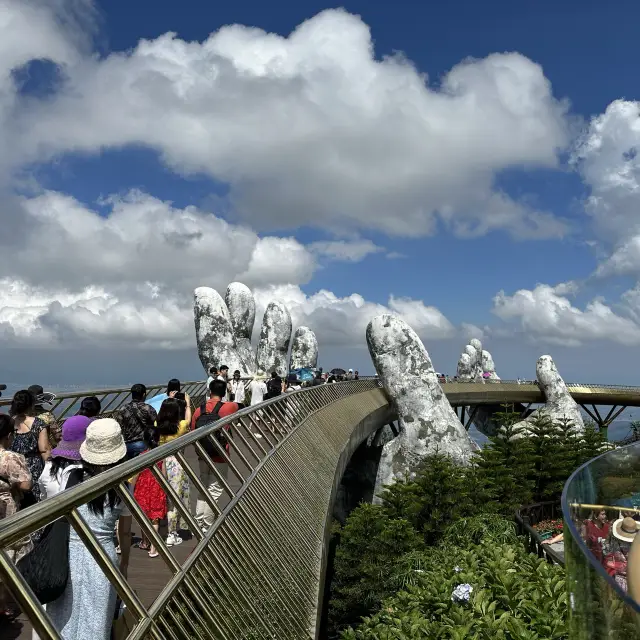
[543,508,640,592]
[0,364,357,636]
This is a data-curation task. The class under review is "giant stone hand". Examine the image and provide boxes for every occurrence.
[367,315,474,499]
[195,282,318,378]
[512,355,585,434]
[456,338,501,436]
[456,338,499,382]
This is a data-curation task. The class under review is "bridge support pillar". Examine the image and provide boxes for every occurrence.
[455,406,479,431]
[579,404,627,440]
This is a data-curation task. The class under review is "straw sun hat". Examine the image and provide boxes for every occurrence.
[612,515,640,543]
[79,418,127,466]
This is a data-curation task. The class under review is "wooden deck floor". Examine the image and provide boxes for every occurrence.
[7,438,251,639]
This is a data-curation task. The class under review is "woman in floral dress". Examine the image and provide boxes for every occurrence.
[158,396,191,547]
[10,390,50,506]
[0,414,33,620]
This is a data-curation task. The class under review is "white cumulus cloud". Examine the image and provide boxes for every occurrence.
[573,100,640,278]
[492,282,640,346]
[309,240,384,262]
[5,6,571,239]
[252,285,455,347]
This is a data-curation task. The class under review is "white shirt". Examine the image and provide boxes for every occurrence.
[286,385,302,392]
[249,380,268,405]
[229,379,245,404]
[39,460,82,500]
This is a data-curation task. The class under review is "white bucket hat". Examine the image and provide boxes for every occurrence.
[79,418,127,466]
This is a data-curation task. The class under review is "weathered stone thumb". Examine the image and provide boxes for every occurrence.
[366,315,474,499]
[512,355,584,434]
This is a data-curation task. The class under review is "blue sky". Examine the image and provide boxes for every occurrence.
[2,0,640,385]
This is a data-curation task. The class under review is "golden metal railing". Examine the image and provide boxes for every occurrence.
[0,378,392,639]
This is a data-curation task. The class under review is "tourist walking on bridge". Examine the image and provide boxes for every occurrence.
[249,371,268,405]
[218,365,230,401]
[147,378,182,412]
[9,389,50,507]
[285,374,302,392]
[47,419,127,640]
[228,370,246,405]
[117,384,158,459]
[32,416,90,640]
[265,372,282,399]
[191,379,239,532]
[39,416,89,501]
[157,397,191,547]
[28,385,58,448]
[0,414,32,622]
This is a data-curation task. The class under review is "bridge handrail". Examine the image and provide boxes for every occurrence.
[0,378,385,639]
[514,501,564,566]
[2,378,640,415]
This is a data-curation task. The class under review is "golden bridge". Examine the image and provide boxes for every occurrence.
[0,377,638,638]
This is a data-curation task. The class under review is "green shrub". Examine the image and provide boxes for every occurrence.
[327,503,423,636]
[472,418,535,515]
[328,414,598,639]
[380,453,480,545]
[342,541,568,640]
[441,514,518,549]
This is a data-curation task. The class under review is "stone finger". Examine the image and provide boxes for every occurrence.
[512,354,584,434]
[366,315,474,499]
[289,326,318,370]
[256,301,292,378]
[225,282,257,374]
[194,287,246,376]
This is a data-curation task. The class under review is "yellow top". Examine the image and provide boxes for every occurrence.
[127,419,189,483]
[158,419,190,446]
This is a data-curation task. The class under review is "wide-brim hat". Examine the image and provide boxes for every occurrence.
[612,516,640,542]
[27,385,56,409]
[79,418,126,466]
[51,416,92,461]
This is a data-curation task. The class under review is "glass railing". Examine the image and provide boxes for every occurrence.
[562,441,640,638]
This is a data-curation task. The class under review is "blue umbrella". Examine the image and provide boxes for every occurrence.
[147,392,168,412]
[290,368,314,382]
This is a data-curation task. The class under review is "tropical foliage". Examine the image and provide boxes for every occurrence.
[326,409,608,638]
[342,541,567,640]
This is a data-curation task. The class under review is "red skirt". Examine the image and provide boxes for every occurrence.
[134,459,167,521]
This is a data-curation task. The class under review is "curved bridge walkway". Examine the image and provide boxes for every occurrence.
[442,380,640,434]
[0,379,395,639]
[0,378,638,639]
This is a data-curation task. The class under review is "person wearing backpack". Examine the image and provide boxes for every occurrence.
[190,379,239,532]
[265,372,283,399]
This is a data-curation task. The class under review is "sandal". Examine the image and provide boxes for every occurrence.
[136,541,151,551]
[115,545,121,555]
[148,551,159,558]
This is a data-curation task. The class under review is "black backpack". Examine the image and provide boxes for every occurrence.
[266,378,282,399]
[16,468,83,604]
[194,401,231,458]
